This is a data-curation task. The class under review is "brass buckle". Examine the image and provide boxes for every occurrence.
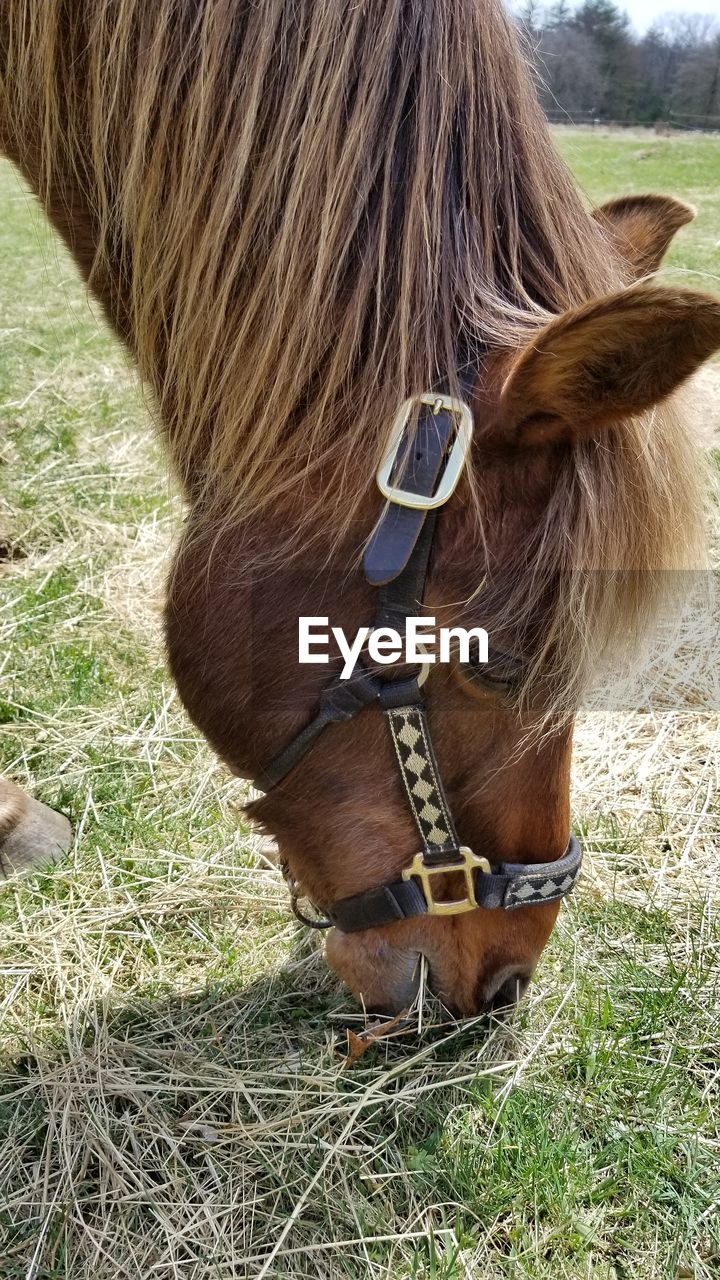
[376,393,473,510]
[402,847,491,916]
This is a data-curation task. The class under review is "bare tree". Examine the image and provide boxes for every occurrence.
[516,3,720,126]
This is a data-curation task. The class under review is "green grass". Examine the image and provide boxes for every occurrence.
[1,133,720,1280]
[554,127,720,290]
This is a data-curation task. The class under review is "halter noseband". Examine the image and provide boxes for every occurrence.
[254,375,583,932]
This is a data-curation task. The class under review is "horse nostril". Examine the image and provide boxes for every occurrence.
[483,967,532,1013]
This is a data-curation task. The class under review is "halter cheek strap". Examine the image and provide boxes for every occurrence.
[255,380,583,931]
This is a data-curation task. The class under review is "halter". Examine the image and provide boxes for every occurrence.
[255,372,583,932]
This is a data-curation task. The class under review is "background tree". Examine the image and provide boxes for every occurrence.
[516,3,720,127]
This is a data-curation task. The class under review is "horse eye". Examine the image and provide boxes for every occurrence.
[461,646,523,697]
[461,663,513,696]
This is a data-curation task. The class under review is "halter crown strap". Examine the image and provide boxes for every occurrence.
[363,394,464,587]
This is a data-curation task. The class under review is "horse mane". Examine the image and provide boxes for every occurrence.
[1,0,704,718]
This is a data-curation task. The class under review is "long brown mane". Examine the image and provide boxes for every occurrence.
[0,0,704,717]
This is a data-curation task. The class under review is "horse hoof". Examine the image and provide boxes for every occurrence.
[0,779,72,882]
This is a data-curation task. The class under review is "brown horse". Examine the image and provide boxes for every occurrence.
[2,1,719,1016]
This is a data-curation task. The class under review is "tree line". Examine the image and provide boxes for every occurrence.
[518,1,720,128]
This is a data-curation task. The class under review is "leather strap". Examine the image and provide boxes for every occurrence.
[255,398,456,795]
[255,666,381,791]
[363,372,476,588]
[363,407,456,586]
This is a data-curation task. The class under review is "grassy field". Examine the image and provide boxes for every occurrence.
[554,128,720,288]
[1,130,720,1280]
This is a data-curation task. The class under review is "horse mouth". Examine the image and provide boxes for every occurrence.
[366,959,533,1021]
[425,963,534,1021]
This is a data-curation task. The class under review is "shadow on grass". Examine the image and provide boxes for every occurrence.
[0,947,522,1275]
[1,941,520,1107]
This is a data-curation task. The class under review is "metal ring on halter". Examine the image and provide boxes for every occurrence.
[281,860,332,930]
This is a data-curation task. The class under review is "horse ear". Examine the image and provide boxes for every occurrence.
[499,283,720,448]
[593,193,695,278]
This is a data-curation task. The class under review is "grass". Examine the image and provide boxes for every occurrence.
[1,129,720,1280]
[553,127,720,284]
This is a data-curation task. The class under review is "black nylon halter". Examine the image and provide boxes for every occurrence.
[255,377,583,932]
